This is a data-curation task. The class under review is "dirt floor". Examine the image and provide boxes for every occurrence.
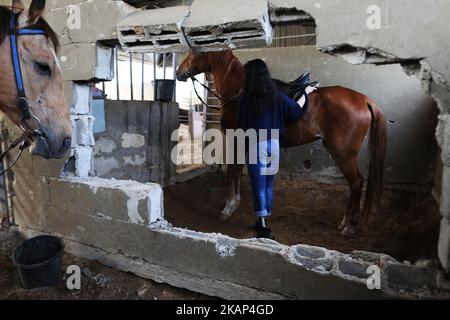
[0,230,213,300]
[165,171,441,263]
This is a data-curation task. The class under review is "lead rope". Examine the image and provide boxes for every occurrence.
[190,77,242,112]
[0,130,34,176]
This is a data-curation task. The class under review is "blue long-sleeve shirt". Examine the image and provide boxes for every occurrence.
[238,91,307,145]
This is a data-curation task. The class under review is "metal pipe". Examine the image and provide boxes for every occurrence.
[141,53,145,100]
[272,33,316,40]
[130,52,134,101]
[172,53,177,102]
[163,53,167,79]
[115,47,120,100]
[153,53,157,100]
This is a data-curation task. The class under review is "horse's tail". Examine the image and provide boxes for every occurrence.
[362,102,387,224]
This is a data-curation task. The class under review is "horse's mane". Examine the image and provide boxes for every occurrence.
[0,5,59,51]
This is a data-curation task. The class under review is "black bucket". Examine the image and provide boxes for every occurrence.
[153,79,176,102]
[12,235,64,289]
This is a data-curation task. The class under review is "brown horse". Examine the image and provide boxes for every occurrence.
[177,50,387,235]
[0,0,71,160]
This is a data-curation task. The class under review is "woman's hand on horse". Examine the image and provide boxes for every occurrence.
[305,86,318,95]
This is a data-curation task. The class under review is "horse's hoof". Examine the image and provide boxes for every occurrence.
[219,213,232,221]
[338,217,347,231]
[341,226,355,236]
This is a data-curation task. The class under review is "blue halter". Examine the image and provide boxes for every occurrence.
[9,12,46,130]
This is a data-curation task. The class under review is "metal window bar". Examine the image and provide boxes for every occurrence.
[163,53,167,79]
[115,47,120,100]
[141,53,145,101]
[153,53,157,100]
[272,33,316,40]
[172,53,177,102]
[130,52,134,101]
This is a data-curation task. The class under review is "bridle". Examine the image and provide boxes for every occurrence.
[178,28,242,112]
[0,11,47,176]
[190,76,242,112]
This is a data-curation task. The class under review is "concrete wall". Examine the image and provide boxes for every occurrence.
[94,100,179,186]
[236,46,438,185]
[2,0,450,293]
[17,197,450,300]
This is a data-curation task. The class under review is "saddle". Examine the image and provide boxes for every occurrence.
[273,72,320,101]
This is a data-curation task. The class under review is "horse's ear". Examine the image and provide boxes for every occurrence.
[28,0,46,24]
[12,0,25,13]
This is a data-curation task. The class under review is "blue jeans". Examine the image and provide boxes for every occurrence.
[247,139,280,218]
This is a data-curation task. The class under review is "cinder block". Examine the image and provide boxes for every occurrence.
[59,43,114,81]
[74,146,93,178]
[438,218,450,273]
[48,177,164,225]
[292,244,335,273]
[118,6,191,53]
[183,0,273,51]
[71,115,95,147]
[71,83,91,115]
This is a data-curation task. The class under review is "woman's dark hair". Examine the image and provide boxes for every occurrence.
[243,59,276,115]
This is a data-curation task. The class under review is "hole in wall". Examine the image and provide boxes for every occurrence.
[149,30,178,36]
[88,6,442,267]
[222,27,259,35]
[188,30,213,37]
[156,39,181,45]
[125,40,154,47]
[194,38,227,45]
[303,160,312,170]
[121,29,137,36]
[159,9,441,264]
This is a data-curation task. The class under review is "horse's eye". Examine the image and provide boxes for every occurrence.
[35,61,52,76]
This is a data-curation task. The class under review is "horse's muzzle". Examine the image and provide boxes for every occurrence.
[32,126,71,160]
[176,70,191,82]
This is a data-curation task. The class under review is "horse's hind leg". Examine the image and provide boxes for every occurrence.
[324,143,364,235]
[338,157,364,235]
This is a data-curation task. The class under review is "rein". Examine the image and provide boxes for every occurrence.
[190,76,242,112]
[0,11,46,176]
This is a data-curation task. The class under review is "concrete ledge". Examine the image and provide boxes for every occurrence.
[14,202,450,299]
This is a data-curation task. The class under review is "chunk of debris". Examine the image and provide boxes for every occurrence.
[118,6,191,53]
[184,0,273,51]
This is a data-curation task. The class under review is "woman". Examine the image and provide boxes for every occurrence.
[238,59,315,239]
